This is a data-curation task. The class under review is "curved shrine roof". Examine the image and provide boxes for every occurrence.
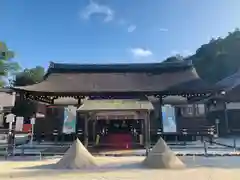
[12,61,221,95]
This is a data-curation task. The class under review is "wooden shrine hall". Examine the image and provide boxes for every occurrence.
[12,61,222,151]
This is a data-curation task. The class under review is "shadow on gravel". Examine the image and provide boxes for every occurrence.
[1,156,240,179]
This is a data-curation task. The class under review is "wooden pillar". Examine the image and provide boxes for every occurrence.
[93,119,96,141]
[76,98,83,140]
[84,115,89,148]
[144,116,148,155]
[224,102,229,134]
[147,111,151,149]
[145,111,151,156]
[158,96,163,133]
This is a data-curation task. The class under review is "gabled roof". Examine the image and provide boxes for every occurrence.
[12,61,218,96]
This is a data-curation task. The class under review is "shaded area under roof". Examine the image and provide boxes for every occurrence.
[162,96,188,105]
[147,95,188,105]
[78,99,154,112]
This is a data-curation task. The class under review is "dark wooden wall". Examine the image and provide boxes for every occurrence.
[227,110,240,131]
[35,107,64,135]
[177,116,211,129]
[35,106,86,136]
[207,109,240,135]
[150,99,162,134]
[35,102,214,137]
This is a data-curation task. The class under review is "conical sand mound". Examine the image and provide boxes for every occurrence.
[55,138,97,169]
[142,137,185,169]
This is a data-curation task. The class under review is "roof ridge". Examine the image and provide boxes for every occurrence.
[45,61,193,76]
[50,60,192,67]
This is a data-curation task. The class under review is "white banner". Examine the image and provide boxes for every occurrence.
[15,116,24,132]
[0,113,4,127]
[62,106,77,134]
[162,105,177,133]
[30,117,36,125]
[6,113,15,123]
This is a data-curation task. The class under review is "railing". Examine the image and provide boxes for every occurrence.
[1,136,240,160]
[5,125,239,160]
[205,137,238,151]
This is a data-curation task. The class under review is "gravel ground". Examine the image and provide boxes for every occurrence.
[0,156,240,180]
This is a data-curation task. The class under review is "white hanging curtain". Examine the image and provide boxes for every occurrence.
[0,113,4,127]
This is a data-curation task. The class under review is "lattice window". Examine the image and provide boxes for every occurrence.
[180,104,205,117]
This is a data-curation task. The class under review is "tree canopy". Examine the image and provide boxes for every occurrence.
[13,66,45,86]
[190,29,240,83]
[162,29,240,84]
[0,42,20,86]
[12,66,45,118]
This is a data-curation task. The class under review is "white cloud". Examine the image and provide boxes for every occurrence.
[81,1,114,22]
[159,28,168,32]
[127,25,136,33]
[130,48,153,57]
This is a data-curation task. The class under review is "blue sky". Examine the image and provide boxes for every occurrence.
[1,0,240,69]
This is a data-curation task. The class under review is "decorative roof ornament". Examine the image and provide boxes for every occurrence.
[49,61,55,68]
[188,59,193,65]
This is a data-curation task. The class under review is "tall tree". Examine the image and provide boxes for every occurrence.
[0,42,20,86]
[12,66,45,118]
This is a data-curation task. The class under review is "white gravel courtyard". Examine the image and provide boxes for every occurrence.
[0,156,240,180]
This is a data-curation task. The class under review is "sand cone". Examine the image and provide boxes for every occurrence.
[55,138,97,169]
[142,137,185,169]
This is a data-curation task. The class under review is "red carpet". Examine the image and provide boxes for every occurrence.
[22,124,32,133]
[104,133,133,149]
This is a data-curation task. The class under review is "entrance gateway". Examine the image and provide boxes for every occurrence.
[78,99,153,149]
[11,61,222,151]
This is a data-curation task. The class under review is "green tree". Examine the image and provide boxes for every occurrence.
[13,66,45,86]
[12,66,45,118]
[190,29,240,83]
[0,41,20,86]
[162,29,240,84]
[163,55,184,63]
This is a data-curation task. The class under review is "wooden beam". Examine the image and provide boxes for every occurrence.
[147,111,151,152]
[26,94,52,104]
